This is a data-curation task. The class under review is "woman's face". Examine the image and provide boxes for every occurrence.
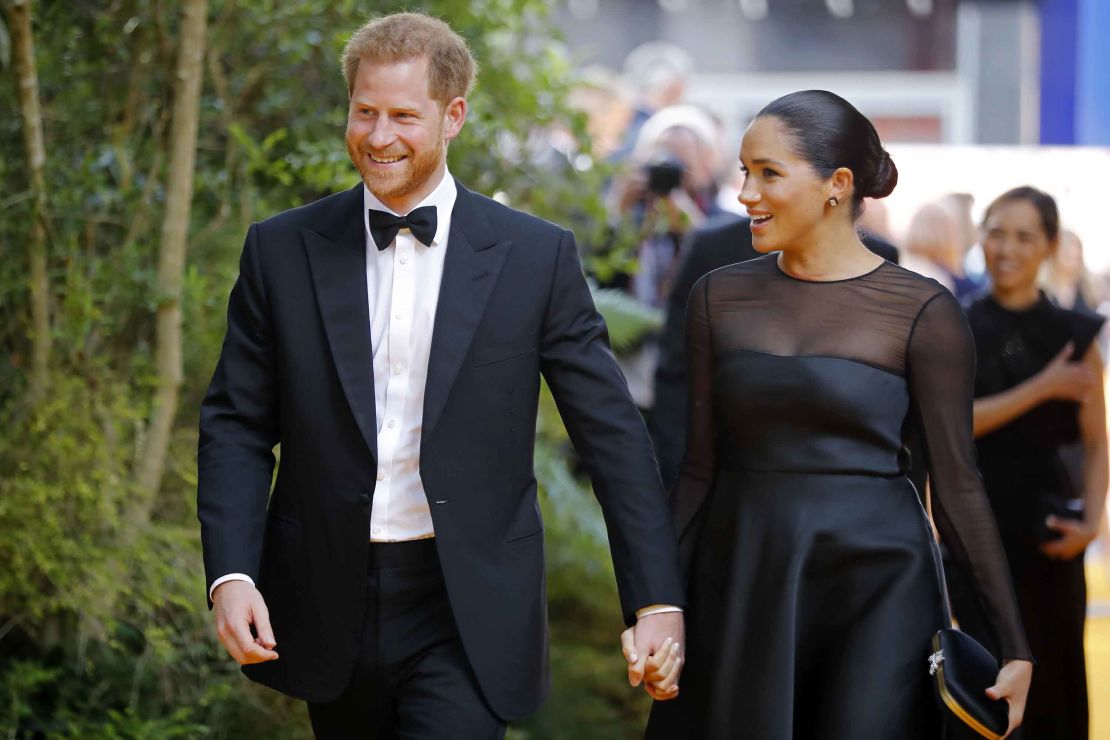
[982,199,1054,294]
[737,116,833,253]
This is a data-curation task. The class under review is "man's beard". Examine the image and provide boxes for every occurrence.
[347,131,446,208]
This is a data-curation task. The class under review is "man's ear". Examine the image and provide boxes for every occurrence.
[442,96,468,141]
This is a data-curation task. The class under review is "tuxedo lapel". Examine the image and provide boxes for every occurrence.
[302,185,378,460]
[422,183,511,439]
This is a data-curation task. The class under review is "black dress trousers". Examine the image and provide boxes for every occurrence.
[307,540,505,739]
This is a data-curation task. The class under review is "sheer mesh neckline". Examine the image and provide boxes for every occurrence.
[772,254,889,284]
[699,255,948,378]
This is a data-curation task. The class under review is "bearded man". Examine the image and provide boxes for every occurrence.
[198,12,684,738]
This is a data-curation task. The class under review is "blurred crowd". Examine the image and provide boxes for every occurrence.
[540,40,1110,739]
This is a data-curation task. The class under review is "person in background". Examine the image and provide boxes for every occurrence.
[1040,228,1109,591]
[555,65,633,167]
[604,105,726,409]
[902,201,980,299]
[1043,229,1099,314]
[611,42,693,164]
[856,196,895,244]
[939,191,988,290]
[620,105,727,309]
[953,186,1107,740]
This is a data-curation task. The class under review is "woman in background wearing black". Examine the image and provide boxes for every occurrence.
[641,91,1032,738]
[954,187,1107,739]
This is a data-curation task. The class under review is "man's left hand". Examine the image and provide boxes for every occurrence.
[620,611,685,700]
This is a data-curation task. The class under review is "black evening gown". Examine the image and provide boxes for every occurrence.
[646,255,1031,739]
[948,293,1103,740]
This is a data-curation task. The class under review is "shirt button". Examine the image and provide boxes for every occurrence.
[387,419,396,428]
[393,364,403,375]
[395,312,403,320]
[376,472,385,481]
[372,527,382,535]
[399,256,409,264]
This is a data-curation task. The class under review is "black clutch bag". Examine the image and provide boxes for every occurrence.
[928,628,1009,739]
[923,512,1010,738]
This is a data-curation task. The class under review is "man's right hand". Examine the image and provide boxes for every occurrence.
[212,580,279,665]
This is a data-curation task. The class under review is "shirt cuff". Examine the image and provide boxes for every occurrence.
[209,573,255,601]
[635,604,684,619]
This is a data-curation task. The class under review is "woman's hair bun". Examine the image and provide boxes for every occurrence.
[867,150,898,200]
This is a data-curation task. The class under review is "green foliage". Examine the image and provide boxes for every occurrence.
[0,370,138,624]
[0,0,650,736]
[592,286,664,352]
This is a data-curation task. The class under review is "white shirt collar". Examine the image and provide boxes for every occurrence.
[362,168,457,247]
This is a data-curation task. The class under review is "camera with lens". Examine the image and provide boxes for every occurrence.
[644,157,685,196]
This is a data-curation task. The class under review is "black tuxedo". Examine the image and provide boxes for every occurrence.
[198,181,684,721]
[649,215,900,488]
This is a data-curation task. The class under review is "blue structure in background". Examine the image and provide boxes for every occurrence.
[1040,0,1110,145]
[1076,0,1110,144]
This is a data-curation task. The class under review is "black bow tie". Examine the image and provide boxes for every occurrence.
[368,206,437,250]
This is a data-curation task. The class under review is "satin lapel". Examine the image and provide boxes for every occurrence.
[301,186,377,460]
[422,184,511,439]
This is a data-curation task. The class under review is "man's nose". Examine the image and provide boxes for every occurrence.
[367,119,396,149]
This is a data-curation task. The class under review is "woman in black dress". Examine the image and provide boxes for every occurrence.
[641,91,1032,738]
[953,187,1107,739]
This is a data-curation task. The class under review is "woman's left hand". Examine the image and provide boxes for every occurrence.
[1039,516,1097,560]
[985,659,1032,738]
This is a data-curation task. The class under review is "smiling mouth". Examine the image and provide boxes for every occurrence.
[368,154,406,164]
[751,214,773,225]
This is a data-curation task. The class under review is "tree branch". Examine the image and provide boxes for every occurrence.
[133,0,209,505]
[3,0,51,405]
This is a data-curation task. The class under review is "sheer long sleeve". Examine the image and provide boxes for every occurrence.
[906,290,1032,660]
[670,274,717,575]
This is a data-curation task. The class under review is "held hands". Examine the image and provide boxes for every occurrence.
[620,611,685,701]
[985,659,1032,738]
[212,580,279,665]
[1032,342,1095,404]
[1039,516,1098,560]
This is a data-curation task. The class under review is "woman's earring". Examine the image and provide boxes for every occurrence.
[828,196,839,207]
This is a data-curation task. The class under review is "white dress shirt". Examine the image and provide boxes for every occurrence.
[210,171,456,598]
[364,171,456,541]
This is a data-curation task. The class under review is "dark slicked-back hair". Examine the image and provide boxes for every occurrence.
[756,90,897,218]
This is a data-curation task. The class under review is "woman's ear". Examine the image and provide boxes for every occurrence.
[830,167,854,205]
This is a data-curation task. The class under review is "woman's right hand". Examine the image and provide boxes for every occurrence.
[985,659,1032,738]
[1032,342,1095,403]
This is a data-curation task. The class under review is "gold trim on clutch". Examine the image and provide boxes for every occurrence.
[929,639,1004,740]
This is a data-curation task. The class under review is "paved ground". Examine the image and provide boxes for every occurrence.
[1088,552,1109,740]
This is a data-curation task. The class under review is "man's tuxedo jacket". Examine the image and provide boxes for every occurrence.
[198,181,684,720]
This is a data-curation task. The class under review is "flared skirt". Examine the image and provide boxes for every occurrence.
[647,469,946,739]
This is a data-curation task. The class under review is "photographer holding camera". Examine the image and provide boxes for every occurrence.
[603,106,725,412]
[612,105,726,310]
